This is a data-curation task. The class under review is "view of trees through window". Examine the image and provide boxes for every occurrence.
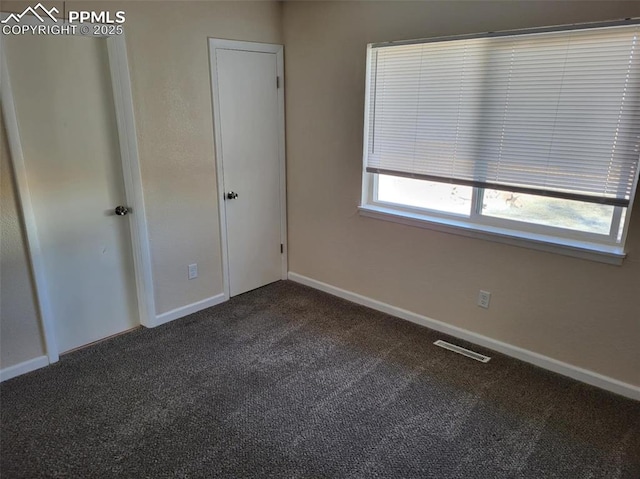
[376,175,620,238]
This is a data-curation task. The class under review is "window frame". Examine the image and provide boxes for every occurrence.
[367,172,627,243]
[359,23,639,265]
[361,171,631,264]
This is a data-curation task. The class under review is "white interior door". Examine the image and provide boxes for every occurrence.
[211,42,286,297]
[4,33,139,353]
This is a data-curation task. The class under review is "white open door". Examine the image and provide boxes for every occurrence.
[209,40,287,298]
[1,17,152,356]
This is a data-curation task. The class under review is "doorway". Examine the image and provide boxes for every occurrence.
[1,16,154,359]
[209,40,287,298]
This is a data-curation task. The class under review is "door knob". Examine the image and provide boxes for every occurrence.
[226,191,239,200]
[114,205,129,216]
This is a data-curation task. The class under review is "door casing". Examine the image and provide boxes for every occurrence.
[208,39,288,300]
[0,13,156,364]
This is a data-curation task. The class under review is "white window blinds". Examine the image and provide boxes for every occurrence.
[365,24,640,207]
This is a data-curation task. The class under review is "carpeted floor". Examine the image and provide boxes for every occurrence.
[1,280,639,478]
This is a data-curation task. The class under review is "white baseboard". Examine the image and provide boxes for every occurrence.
[154,293,227,327]
[288,272,640,401]
[0,355,49,382]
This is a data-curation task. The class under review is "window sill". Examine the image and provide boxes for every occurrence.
[358,204,626,265]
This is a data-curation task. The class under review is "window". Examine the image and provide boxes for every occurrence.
[361,22,640,263]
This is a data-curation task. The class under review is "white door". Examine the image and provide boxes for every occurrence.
[210,41,286,297]
[4,34,139,353]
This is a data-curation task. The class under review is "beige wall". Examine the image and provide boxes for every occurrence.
[100,1,283,314]
[283,1,640,386]
[88,1,283,315]
[1,116,46,368]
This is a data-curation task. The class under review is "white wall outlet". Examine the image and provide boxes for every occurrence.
[188,263,198,280]
[478,290,491,309]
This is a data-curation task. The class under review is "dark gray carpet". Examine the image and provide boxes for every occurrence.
[1,280,639,478]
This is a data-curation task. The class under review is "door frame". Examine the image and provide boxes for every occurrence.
[208,39,288,300]
[0,13,156,364]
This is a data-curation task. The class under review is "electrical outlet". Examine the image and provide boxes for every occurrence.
[477,290,491,309]
[188,263,198,280]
